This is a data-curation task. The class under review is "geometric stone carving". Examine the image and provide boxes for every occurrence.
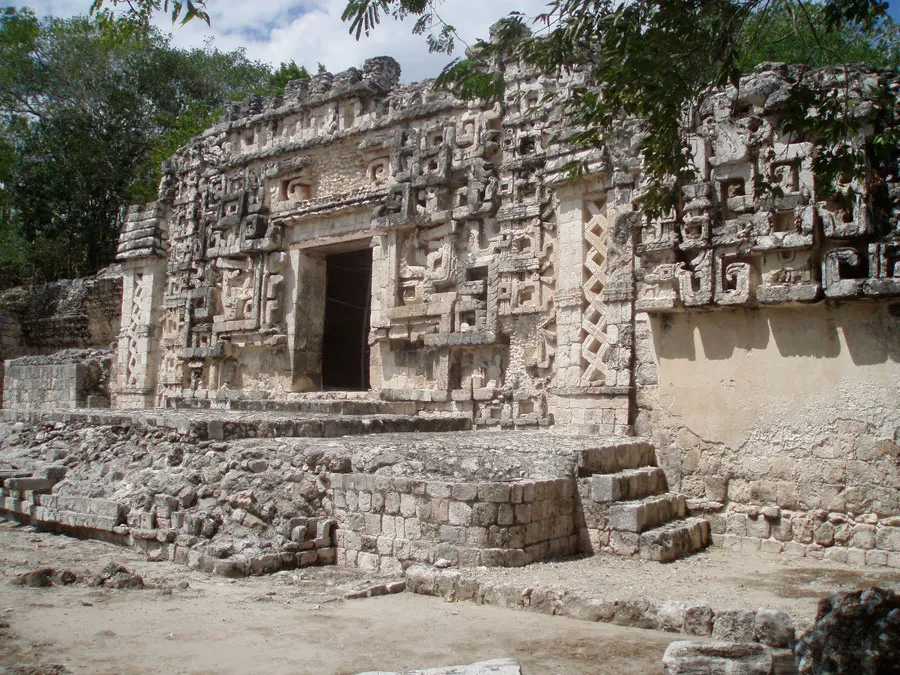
[581,200,610,386]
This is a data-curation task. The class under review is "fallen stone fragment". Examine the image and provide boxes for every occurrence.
[795,587,900,674]
[89,562,144,589]
[344,580,406,600]
[662,641,773,675]
[104,571,144,589]
[12,568,55,588]
[356,658,523,675]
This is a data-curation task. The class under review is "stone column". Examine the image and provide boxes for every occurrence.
[548,180,637,434]
[114,203,168,409]
[288,249,326,391]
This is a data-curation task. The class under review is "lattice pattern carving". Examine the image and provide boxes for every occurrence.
[580,200,610,385]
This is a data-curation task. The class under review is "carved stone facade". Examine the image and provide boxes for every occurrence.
[114,59,900,439]
[632,66,900,313]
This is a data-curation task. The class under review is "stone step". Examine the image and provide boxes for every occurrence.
[576,440,655,476]
[194,414,471,441]
[1,408,472,441]
[638,517,711,563]
[0,470,33,480]
[609,493,687,533]
[591,467,668,503]
[171,397,412,416]
[3,476,58,492]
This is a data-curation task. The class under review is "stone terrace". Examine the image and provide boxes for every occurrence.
[0,413,707,578]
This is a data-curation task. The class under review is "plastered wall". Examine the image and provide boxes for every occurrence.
[637,302,900,563]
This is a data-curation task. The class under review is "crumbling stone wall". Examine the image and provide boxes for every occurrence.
[0,270,122,409]
[3,350,114,410]
[331,474,576,573]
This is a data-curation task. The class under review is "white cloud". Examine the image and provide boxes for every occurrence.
[22,0,551,82]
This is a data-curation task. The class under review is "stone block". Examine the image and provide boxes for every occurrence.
[497,504,514,526]
[478,484,511,503]
[683,604,715,636]
[663,641,773,675]
[448,501,473,526]
[866,549,888,566]
[452,484,478,502]
[850,524,876,550]
[876,526,900,552]
[364,512,382,536]
[712,610,757,643]
[754,608,795,648]
[399,493,417,518]
[471,503,497,527]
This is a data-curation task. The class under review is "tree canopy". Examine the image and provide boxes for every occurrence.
[341,0,900,215]
[0,8,311,289]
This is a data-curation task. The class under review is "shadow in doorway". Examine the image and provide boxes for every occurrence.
[322,248,372,390]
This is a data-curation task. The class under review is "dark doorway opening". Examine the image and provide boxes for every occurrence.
[322,248,372,390]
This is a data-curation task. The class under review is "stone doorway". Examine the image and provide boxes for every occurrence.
[322,248,372,390]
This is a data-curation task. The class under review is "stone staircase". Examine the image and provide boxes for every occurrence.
[577,440,710,563]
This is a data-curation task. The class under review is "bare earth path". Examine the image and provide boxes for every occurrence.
[4,522,900,674]
[0,522,675,675]
[450,546,900,631]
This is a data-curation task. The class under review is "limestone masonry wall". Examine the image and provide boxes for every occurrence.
[3,352,113,410]
[331,474,576,573]
[0,270,122,409]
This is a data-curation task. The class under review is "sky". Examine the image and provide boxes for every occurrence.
[20,0,552,82]
[17,0,900,83]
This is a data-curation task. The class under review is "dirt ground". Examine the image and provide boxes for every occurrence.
[4,522,900,675]
[457,546,900,631]
[0,522,677,675]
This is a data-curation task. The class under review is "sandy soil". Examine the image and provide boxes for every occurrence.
[456,546,900,631]
[0,522,677,675]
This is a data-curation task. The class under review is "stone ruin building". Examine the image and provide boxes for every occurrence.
[1,54,899,582]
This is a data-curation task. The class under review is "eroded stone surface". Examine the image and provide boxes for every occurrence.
[357,658,523,675]
[662,641,773,675]
[795,587,900,674]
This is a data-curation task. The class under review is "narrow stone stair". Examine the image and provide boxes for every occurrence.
[577,439,710,562]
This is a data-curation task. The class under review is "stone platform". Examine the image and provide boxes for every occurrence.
[0,413,708,575]
[166,390,421,416]
[0,406,471,441]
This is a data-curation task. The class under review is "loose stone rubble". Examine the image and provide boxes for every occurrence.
[0,419,707,575]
